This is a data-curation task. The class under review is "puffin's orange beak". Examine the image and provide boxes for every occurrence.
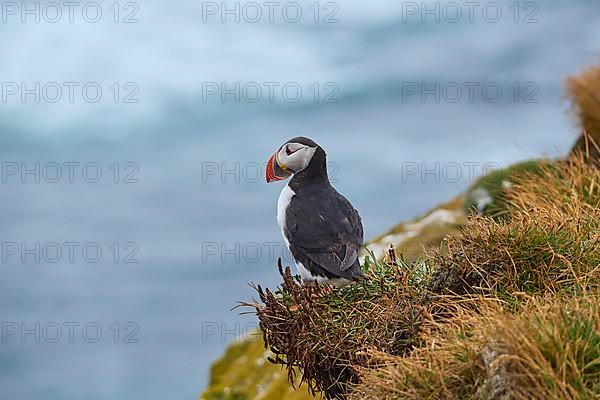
[266,152,292,183]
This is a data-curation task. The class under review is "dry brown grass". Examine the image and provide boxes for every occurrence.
[429,154,600,303]
[567,65,600,165]
[353,154,600,399]
[351,294,600,400]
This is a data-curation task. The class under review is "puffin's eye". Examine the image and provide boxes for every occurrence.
[286,145,299,156]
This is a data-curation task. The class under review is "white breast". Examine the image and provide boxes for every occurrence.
[277,185,295,244]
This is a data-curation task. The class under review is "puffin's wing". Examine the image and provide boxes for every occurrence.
[305,244,358,271]
[286,191,363,278]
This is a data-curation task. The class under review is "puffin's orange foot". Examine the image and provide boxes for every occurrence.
[288,304,301,312]
[306,283,334,298]
[287,283,334,311]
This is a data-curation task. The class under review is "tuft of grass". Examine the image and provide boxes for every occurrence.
[350,294,600,400]
[430,154,600,303]
[247,254,426,399]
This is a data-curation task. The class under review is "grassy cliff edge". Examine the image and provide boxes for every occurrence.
[201,64,600,400]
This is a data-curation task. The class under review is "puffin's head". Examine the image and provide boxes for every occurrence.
[266,136,320,183]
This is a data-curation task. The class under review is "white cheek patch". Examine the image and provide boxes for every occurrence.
[296,146,317,171]
[277,143,316,173]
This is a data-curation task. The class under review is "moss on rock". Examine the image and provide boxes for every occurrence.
[463,160,545,218]
[201,333,321,400]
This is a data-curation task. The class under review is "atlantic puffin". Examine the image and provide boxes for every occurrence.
[266,137,364,286]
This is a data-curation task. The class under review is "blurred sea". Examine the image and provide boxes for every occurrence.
[0,0,599,399]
